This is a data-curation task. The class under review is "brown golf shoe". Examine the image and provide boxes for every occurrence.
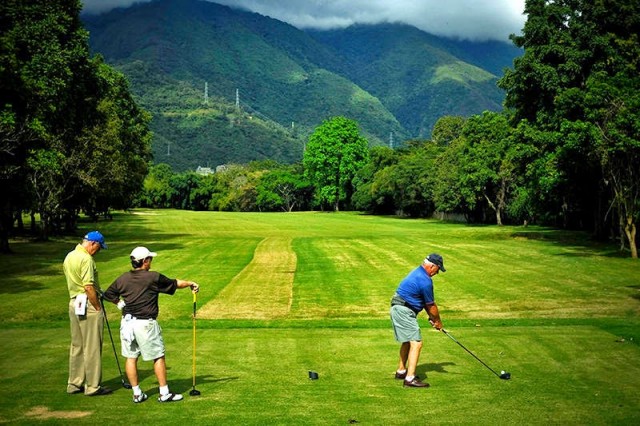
[394,371,407,380]
[403,377,430,388]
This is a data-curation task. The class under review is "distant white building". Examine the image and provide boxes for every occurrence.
[196,166,214,175]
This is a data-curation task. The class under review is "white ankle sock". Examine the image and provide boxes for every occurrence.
[405,375,414,382]
[159,385,169,395]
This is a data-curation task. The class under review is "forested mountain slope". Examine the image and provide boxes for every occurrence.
[83,0,521,171]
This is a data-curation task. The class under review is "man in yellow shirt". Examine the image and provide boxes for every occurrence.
[63,231,112,396]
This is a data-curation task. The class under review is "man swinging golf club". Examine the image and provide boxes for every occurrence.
[390,253,446,388]
[103,247,199,403]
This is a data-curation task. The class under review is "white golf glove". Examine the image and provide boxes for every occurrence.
[117,299,126,310]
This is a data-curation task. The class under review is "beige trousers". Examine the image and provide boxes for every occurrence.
[67,299,104,394]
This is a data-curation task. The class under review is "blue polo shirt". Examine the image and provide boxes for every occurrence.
[395,266,435,312]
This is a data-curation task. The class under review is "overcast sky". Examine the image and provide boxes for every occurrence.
[81,0,527,42]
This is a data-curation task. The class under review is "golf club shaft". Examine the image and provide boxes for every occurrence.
[192,292,197,389]
[101,298,130,387]
[442,329,501,378]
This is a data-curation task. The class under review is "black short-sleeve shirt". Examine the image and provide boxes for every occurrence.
[104,270,177,319]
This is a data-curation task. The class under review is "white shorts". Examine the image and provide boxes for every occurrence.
[120,317,165,361]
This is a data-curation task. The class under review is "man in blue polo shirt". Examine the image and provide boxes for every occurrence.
[390,253,446,388]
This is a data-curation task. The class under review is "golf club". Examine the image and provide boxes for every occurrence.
[189,291,201,396]
[101,298,132,389]
[441,328,511,380]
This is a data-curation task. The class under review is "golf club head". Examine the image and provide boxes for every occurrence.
[123,381,133,389]
[189,389,201,396]
[499,372,511,380]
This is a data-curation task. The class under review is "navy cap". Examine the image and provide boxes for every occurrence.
[425,253,445,272]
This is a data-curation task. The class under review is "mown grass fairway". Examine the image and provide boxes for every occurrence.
[1,210,639,424]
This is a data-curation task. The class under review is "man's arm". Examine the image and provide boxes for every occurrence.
[425,303,443,330]
[84,285,101,311]
[176,279,199,292]
[102,284,121,305]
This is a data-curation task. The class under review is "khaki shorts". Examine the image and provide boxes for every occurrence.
[390,305,422,342]
[120,318,165,361]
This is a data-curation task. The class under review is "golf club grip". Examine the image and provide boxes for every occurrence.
[193,292,197,316]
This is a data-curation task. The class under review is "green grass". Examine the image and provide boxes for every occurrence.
[0,210,639,424]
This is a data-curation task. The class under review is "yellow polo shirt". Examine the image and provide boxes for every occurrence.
[63,244,101,298]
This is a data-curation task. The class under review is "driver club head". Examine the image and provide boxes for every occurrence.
[123,381,132,389]
[499,371,511,380]
[189,389,201,396]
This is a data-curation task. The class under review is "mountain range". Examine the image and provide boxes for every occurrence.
[83,0,522,171]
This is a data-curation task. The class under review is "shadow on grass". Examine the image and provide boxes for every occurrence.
[378,215,627,259]
[170,374,239,395]
[0,278,47,293]
[102,367,156,392]
[416,361,456,378]
[629,285,640,301]
[102,371,237,396]
[510,229,629,258]
[0,230,191,294]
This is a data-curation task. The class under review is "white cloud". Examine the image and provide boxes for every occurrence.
[82,0,526,42]
[82,0,154,14]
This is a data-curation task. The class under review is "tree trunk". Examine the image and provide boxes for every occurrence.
[624,215,638,259]
[15,210,24,233]
[483,192,503,226]
[0,202,13,253]
[30,211,37,233]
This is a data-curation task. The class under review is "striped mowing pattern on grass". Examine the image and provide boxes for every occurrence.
[199,237,296,319]
[290,237,416,319]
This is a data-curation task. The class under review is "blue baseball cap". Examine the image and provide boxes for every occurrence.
[84,231,107,249]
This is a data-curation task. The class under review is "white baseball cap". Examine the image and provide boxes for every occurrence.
[130,246,158,261]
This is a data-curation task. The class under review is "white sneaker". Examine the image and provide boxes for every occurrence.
[158,392,183,402]
[133,393,148,403]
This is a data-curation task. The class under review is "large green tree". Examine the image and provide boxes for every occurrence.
[360,141,438,218]
[303,116,369,211]
[0,0,151,248]
[498,0,640,256]
[1,0,93,246]
[456,111,520,225]
[566,73,640,257]
[255,166,312,212]
[352,146,398,214]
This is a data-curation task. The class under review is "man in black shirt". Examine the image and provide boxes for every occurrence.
[104,246,199,403]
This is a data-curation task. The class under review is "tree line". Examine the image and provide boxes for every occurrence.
[1,0,152,252]
[1,0,639,258]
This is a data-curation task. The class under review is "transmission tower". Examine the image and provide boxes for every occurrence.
[235,88,240,110]
[389,132,394,149]
[203,82,209,105]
